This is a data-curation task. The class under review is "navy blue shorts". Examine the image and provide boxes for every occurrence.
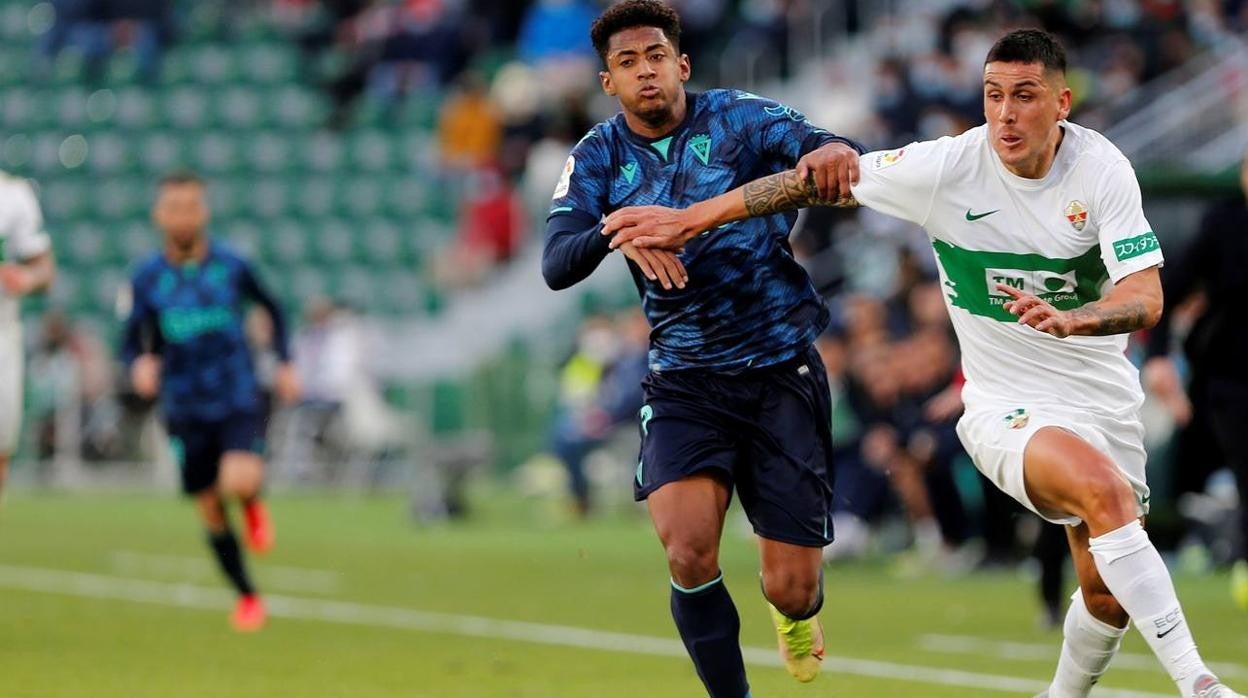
[633,345,835,548]
[167,411,266,495]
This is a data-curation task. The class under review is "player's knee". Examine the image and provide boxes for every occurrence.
[664,540,720,587]
[195,492,228,531]
[761,570,820,619]
[1077,465,1137,527]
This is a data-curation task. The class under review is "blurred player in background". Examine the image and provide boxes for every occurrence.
[607,27,1242,698]
[121,171,299,632]
[0,173,56,498]
[1144,150,1248,613]
[542,1,862,694]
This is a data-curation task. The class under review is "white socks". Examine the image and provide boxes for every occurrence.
[1048,589,1127,698]
[1089,520,1211,696]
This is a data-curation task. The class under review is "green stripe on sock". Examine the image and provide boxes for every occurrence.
[671,572,723,594]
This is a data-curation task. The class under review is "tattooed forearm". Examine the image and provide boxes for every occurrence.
[742,170,856,218]
[1068,300,1149,336]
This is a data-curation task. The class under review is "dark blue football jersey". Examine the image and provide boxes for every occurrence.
[120,241,290,422]
[543,89,861,373]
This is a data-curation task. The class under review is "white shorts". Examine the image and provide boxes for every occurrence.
[955,403,1150,527]
[0,327,21,454]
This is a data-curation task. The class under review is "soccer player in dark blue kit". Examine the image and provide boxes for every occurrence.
[122,172,300,632]
[541,2,862,694]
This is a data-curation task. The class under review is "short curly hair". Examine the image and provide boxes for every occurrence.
[590,0,682,65]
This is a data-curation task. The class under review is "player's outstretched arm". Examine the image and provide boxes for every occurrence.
[602,169,857,250]
[998,266,1163,338]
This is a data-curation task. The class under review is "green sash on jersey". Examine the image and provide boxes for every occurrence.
[933,239,1108,322]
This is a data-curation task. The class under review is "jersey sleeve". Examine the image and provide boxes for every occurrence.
[548,129,610,220]
[849,139,949,226]
[1,178,51,260]
[1094,161,1163,283]
[119,270,161,366]
[238,259,292,361]
[732,92,862,163]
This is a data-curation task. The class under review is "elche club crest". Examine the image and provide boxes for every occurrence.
[1064,200,1088,231]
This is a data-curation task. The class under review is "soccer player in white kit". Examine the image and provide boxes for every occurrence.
[601,27,1242,698]
[0,172,55,497]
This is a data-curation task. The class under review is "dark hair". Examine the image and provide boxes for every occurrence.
[591,0,681,64]
[985,29,1067,75]
[158,169,205,189]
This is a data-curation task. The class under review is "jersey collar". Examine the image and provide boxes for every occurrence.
[620,91,699,159]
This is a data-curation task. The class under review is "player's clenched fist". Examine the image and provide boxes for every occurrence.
[795,141,860,203]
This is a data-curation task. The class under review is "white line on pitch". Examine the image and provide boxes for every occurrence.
[0,564,1171,698]
[918,633,1248,679]
[110,551,342,594]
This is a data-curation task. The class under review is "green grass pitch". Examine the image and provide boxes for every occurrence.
[1,490,1244,697]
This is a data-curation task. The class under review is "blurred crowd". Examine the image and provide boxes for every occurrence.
[31,0,1247,296]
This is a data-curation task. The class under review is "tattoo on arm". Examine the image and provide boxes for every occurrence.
[742,171,857,218]
[1068,300,1149,336]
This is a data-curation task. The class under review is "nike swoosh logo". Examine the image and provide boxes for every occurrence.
[1157,623,1181,639]
[965,209,1000,221]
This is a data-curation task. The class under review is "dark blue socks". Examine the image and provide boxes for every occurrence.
[670,572,750,698]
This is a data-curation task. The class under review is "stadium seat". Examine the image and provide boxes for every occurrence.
[139,131,190,173]
[245,131,294,174]
[86,132,138,175]
[347,130,394,173]
[361,219,404,266]
[207,177,247,220]
[217,86,264,130]
[340,176,386,219]
[54,87,90,130]
[92,176,150,221]
[1,87,37,130]
[118,218,155,264]
[114,87,159,129]
[383,176,430,218]
[302,132,346,174]
[293,176,337,219]
[163,86,212,130]
[41,179,91,223]
[309,218,355,264]
[291,264,329,302]
[265,219,310,265]
[268,86,323,129]
[221,218,264,259]
[248,177,293,219]
[189,45,238,85]
[192,130,243,175]
[241,41,297,85]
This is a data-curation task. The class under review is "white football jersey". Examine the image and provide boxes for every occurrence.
[0,172,52,327]
[851,122,1164,416]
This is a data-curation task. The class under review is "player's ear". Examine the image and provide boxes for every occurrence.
[600,70,616,97]
[678,53,691,82]
[1056,85,1072,120]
